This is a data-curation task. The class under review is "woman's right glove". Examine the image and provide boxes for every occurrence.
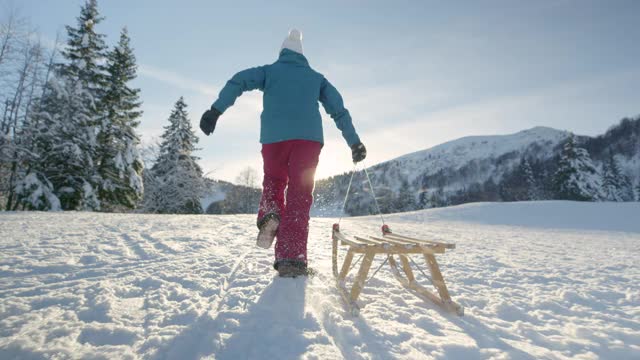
[200,107,222,136]
[351,143,367,163]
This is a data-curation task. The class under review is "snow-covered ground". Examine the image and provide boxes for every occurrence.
[1,202,639,359]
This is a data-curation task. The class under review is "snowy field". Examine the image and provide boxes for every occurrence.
[1,201,639,359]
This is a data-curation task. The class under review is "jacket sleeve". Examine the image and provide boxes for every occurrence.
[212,66,266,113]
[319,77,361,147]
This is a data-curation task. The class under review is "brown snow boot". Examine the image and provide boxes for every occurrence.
[275,259,308,278]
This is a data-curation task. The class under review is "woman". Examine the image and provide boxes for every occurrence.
[200,29,366,277]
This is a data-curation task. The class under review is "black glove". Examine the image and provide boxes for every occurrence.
[351,142,366,163]
[199,107,222,136]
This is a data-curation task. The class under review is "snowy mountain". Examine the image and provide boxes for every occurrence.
[313,117,640,216]
[371,126,568,189]
[1,202,639,359]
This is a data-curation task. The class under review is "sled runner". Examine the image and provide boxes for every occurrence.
[332,165,463,316]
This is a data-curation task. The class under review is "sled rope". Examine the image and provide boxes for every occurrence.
[408,254,434,287]
[338,163,358,225]
[349,254,364,272]
[343,253,390,285]
[347,253,390,284]
[338,162,386,227]
[363,164,386,226]
[367,255,389,284]
[337,163,388,287]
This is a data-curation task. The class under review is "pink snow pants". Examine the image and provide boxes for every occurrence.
[258,139,322,264]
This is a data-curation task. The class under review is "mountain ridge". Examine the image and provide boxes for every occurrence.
[311,116,639,216]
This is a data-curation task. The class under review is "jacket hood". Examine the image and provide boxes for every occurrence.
[277,48,309,67]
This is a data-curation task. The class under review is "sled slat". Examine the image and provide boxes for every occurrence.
[368,236,445,253]
[334,231,366,248]
[384,233,455,249]
[373,236,415,245]
[368,236,415,247]
[349,245,439,255]
[354,236,383,245]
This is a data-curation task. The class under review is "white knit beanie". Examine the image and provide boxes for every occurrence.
[280,29,303,55]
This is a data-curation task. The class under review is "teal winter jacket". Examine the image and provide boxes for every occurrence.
[212,49,361,147]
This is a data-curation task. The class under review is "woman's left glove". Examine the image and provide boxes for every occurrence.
[351,143,367,163]
[200,107,222,136]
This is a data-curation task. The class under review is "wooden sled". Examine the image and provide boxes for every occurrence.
[332,223,464,316]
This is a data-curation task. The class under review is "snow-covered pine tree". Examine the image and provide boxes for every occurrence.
[57,0,107,101]
[394,179,417,212]
[602,152,625,201]
[16,0,109,211]
[522,157,541,200]
[12,95,59,213]
[619,173,634,202]
[14,172,61,211]
[97,28,143,210]
[144,97,204,214]
[374,187,394,213]
[552,135,603,201]
[498,157,534,201]
[427,187,448,208]
[9,41,61,210]
[19,77,100,210]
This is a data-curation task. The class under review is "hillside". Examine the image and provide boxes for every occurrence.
[1,202,639,359]
[313,117,640,216]
[378,126,568,186]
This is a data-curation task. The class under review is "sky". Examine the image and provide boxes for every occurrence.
[5,0,640,183]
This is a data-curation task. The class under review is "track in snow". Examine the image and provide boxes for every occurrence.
[1,202,639,359]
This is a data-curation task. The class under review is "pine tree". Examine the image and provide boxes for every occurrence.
[21,77,100,210]
[521,157,541,200]
[602,152,623,201]
[376,187,395,213]
[11,96,60,211]
[601,152,634,202]
[530,158,553,200]
[57,0,107,99]
[552,136,603,201]
[98,28,143,210]
[499,157,534,201]
[144,97,203,214]
[14,0,109,211]
[14,172,61,211]
[482,177,500,202]
[394,179,417,212]
[636,181,640,201]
